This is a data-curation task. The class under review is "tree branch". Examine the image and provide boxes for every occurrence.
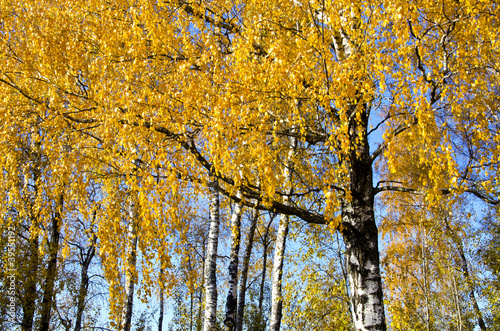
[374,183,500,205]
[370,118,417,162]
[215,183,328,225]
[177,0,241,34]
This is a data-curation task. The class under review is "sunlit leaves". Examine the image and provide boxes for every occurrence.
[1,0,500,328]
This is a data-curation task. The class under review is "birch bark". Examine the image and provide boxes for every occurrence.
[269,136,296,331]
[158,267,164,331]
[341,103,386,331]
[268,212,289,331]
[331,12,387,329]
[203,178,221,331]
[235,208,259,331]
[224,194,243,330]
[120,196,139,331]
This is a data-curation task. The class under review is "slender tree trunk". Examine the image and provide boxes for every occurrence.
[268,213,289,331]
[269,136,296,331]
[157,170,165,331]
[74,231,96,331]
[421,225,431,331]
[187,253,194,331]
[452,273,463,331]
[121,196,139,331]
[258,216,274,315]
[224,196,243,330]
[22,233,39,331]
[257,243,268,314]
[198,237,206,331]
[461,252,487,330]
[203,178,220,331]
[341,104,386,331]
[258,245,267,313]
[235,208,259,331]
[39,193,64,331]
[190,290,194,331]
[444,219,487,330]
[158,294,164,331]
[158,267,164,331]
[198,287,203,331]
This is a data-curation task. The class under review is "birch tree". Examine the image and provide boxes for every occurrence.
[1,1,500,330]
[72,212,98,331]
[39,192,64,331]
[235,209,260,331]
[269,134,297,331]
[204,178,221,331]
[224,195,243,330]
[120,194,139,331]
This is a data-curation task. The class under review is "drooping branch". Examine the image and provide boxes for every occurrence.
[374,182,500,206]
[152,126,331,224]
[373,185,424,195]
[214,182,327,225]
[463,188,500,205]
[1,70,329,226]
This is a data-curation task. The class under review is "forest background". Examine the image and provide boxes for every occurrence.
[0,0,500,330]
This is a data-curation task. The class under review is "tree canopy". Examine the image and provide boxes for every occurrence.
[1,0,499,330]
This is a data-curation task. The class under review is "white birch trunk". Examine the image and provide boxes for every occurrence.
[341,101,386,330]
[421,228,431,331]
[334,11,387,329]
[269,135,296,331]
[203,179,220,331]
[343,204,386,331]
[121,197,138,331]
[224,193,243,330]
[235,206,260,331]
[158,267,164,331]
[269,212,289,331]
